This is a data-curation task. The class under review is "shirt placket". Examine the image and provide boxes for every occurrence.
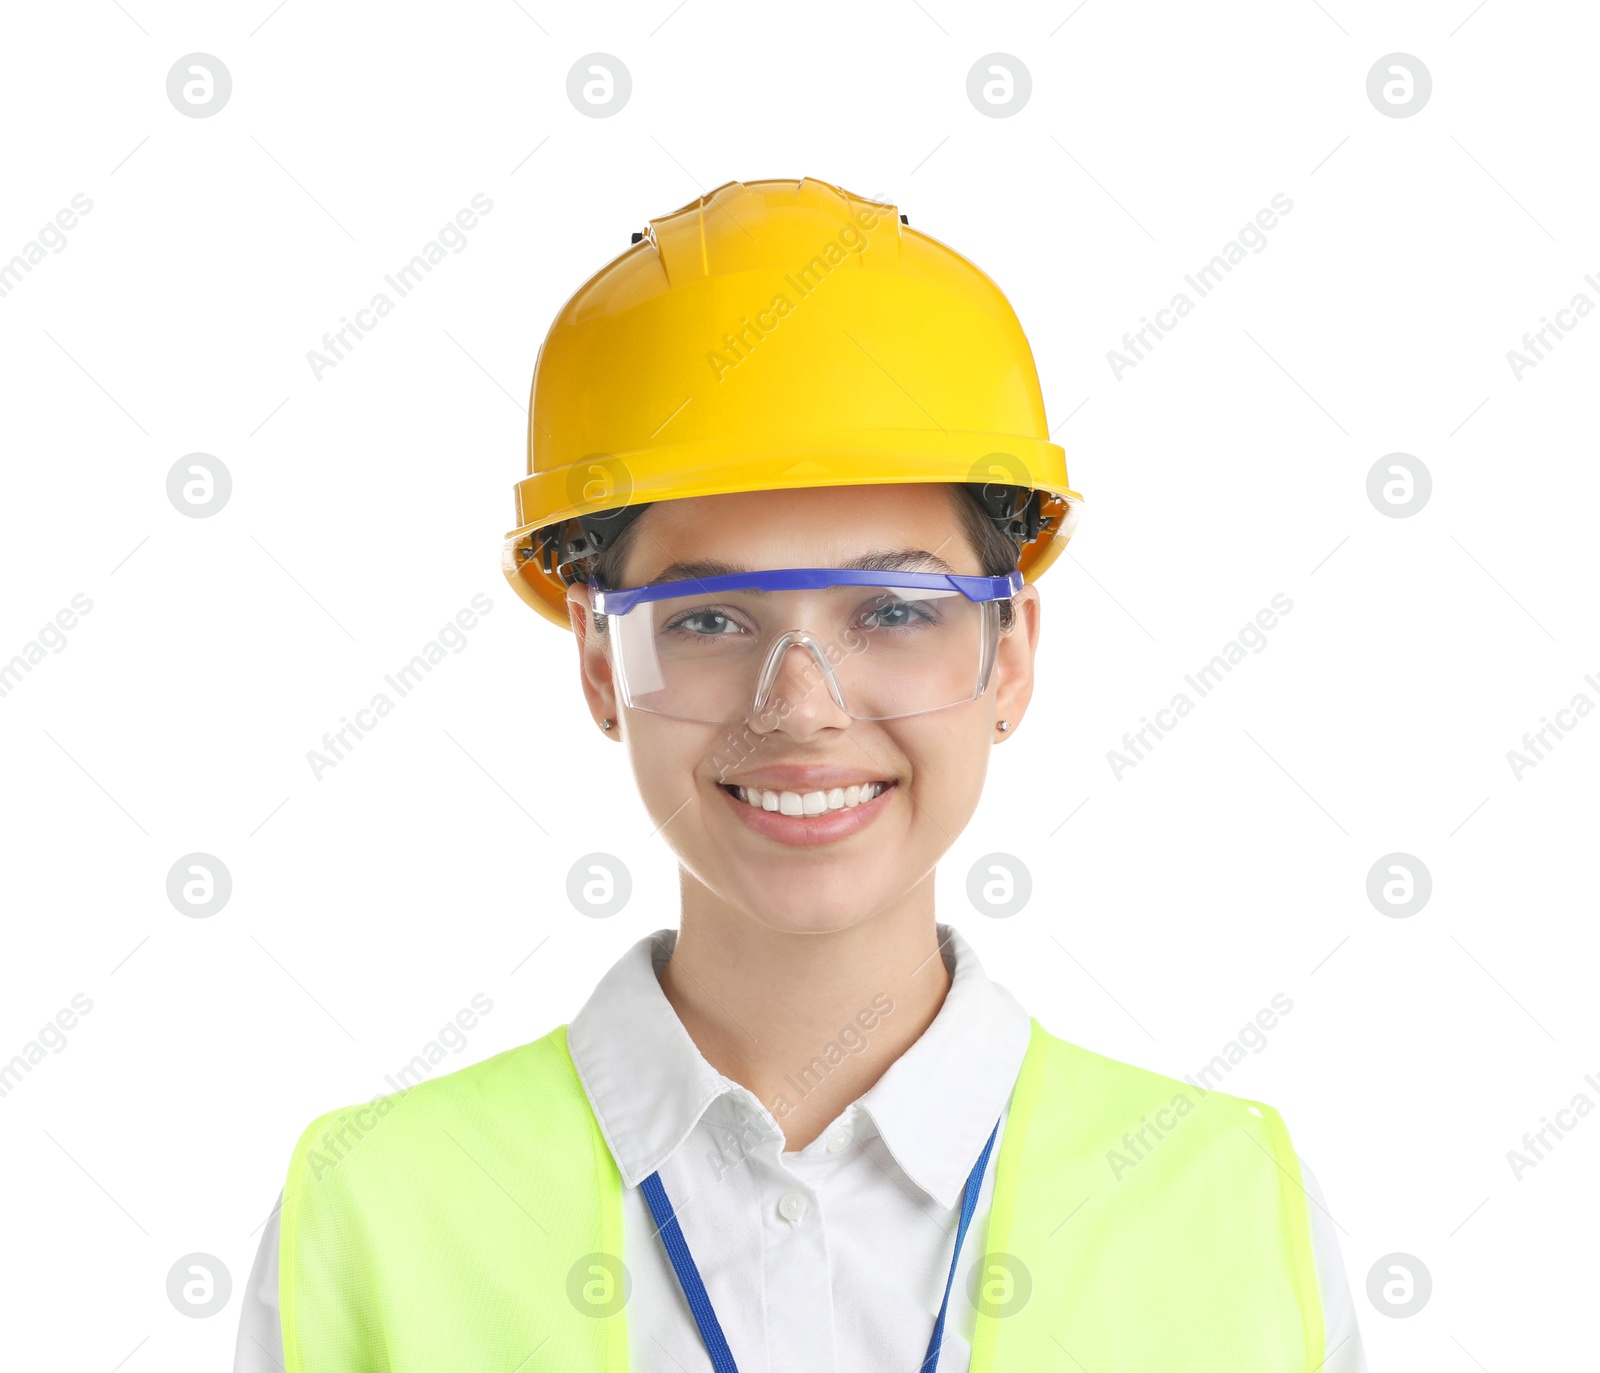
[732,1098,843,1373]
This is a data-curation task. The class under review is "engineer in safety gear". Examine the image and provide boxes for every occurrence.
[234,178,1367,1373]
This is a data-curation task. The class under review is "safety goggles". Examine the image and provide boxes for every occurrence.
[590,567,1021,724]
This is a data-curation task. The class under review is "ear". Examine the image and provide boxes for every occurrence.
[565,581,622,738]
[990,584,1041,740]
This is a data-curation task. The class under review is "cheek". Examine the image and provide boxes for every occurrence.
[624,718,725,808]
[892,718,993,816]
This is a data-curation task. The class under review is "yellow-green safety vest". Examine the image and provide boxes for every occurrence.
[279,1018,1324,1371]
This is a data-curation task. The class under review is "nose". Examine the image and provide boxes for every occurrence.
[749,631,851,734]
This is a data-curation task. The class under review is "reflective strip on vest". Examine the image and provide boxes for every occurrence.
[279,1019,1324,1372]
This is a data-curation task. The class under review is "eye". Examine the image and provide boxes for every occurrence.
[860,598,937,632]
[661,606,747,637]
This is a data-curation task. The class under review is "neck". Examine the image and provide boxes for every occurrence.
[658,873,953,1152]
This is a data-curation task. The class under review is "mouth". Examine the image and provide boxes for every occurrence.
[722,781,892,815]
[715,779,898,847]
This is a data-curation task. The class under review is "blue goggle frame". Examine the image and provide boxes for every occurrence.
[589,567,1024,617]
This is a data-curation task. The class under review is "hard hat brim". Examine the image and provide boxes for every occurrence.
[501,431,1083,630]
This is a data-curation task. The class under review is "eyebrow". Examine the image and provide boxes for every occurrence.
[639,548,958,588]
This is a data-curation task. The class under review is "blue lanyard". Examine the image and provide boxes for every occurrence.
[639,1117,1001,1373]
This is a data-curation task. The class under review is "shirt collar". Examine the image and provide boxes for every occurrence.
[566,927,729,1190]
[851,923,1033,1208]
[566,922,1033,1208]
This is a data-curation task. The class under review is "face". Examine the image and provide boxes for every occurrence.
[565,483,1042,936]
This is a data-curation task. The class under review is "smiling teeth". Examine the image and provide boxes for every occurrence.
[735,783,888,814]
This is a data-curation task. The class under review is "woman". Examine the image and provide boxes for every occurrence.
[236,178,1365,1372]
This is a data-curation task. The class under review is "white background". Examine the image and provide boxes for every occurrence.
[2,1,1597,1368]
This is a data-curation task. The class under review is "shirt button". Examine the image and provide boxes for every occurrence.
[778,1191,809,1223]
[825,1130,850,1153]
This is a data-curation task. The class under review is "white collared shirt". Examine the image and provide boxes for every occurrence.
[235,924,1366,1372]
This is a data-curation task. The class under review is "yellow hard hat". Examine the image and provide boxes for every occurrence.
[501,176,1084,629]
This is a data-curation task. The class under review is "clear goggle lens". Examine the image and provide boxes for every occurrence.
[602,577,1005,725]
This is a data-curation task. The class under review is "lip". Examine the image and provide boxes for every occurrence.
[717,779,897,848]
